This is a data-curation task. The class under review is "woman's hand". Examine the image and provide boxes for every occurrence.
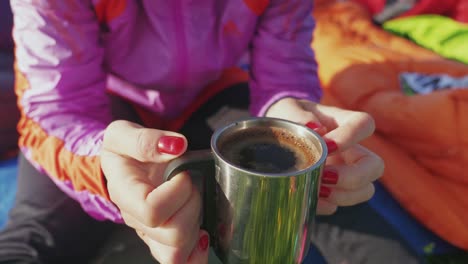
[101,120,209,264]
[266,98,384,215]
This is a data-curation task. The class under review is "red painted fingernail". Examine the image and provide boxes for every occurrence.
[157,136,185,155]
[306,122,321,131]
[325,139,338,154]
[319,186,332,198]
[322,170,339,185]
[198,234,209,251]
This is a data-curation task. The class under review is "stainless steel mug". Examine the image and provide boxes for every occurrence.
[163,117,327,264]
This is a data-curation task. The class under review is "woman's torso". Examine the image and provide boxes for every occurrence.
[97,0,261,117]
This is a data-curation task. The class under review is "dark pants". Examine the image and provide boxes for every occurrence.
[0,51,19,158]
[0,84,420,264]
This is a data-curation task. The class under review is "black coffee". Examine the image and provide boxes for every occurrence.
[218,126,318,173]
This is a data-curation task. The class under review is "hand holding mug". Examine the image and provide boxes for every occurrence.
[101,120,209,264]
[163,118,327,263]
[266,98,385,215]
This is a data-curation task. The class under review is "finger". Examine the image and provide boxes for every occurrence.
[325,183,375,207]
[132,184,202,247]
[157,184,202,246]
[341,144,384,167]
[266,98,323,125]
[187,230,210,264]
[121,211,140,230]
[316,199,338,215]
[266,98,329,135]
[103,120,187,163]
[122,210,198,253]
[305,122,328,136]
[313,105,375,152]
[137,230,195,264]
[104,155,193,227]
[137,228,201,264]
[323,145,384,190]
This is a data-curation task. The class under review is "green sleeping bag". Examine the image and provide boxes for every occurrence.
[383,15,468,65]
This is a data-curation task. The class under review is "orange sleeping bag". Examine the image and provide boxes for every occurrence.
[312,1,468,250]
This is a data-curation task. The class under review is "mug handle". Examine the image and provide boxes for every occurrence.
[163,149,217,235]
[163,149,214,181]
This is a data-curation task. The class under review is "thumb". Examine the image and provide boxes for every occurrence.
[188,230,210,264]
[103,120,187,163]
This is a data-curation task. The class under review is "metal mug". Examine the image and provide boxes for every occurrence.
[163,117,327,264]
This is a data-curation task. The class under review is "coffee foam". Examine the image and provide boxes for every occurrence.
[218,126,318,172]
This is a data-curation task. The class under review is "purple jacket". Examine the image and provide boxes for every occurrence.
[11,0,321,222]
